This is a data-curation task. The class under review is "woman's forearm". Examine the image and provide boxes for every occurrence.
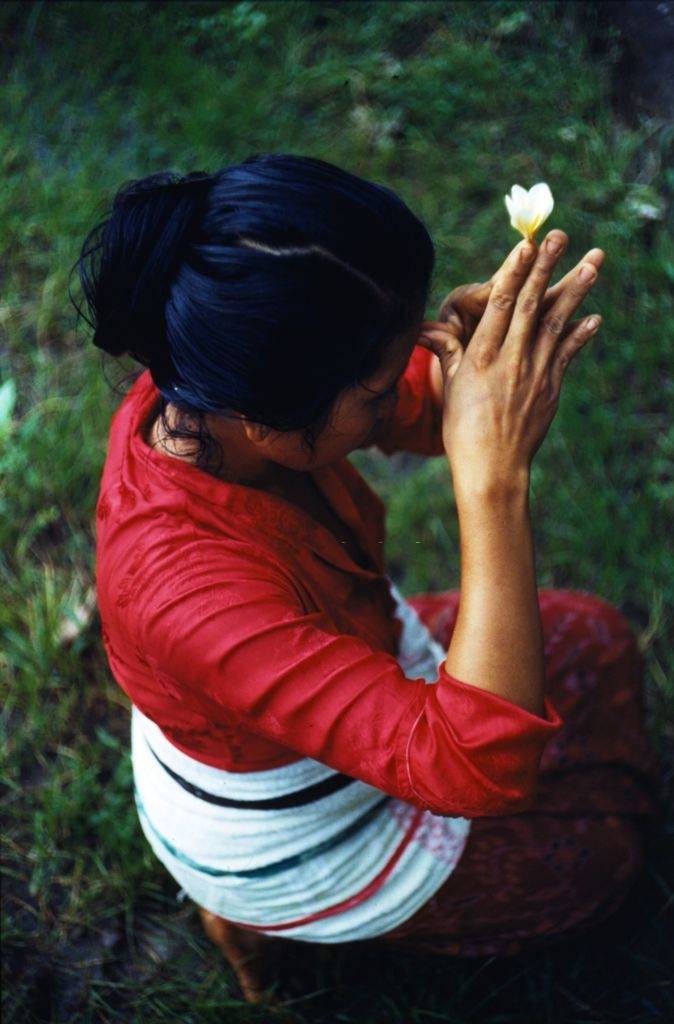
[443,482,546,717]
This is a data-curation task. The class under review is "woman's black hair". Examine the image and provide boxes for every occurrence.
[71,153,435,475]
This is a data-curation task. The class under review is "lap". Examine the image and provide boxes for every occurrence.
[375,809,646,956]
[378,587,663,955]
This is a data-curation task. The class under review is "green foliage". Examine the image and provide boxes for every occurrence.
[2,1,672,1021]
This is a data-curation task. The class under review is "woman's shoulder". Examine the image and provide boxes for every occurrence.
[96,472,304,646]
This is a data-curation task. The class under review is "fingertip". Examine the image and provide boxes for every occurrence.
[585,248,605,265]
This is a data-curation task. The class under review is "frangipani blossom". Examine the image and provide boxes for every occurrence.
[504,183,554,243]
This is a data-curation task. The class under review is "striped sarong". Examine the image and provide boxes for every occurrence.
[130,582,472,943]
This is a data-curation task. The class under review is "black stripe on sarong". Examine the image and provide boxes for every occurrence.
[146,741,356,809]
[134,785,392,878]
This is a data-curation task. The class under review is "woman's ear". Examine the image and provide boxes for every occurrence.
[242,419,275,447]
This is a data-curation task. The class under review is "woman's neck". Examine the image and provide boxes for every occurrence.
[145,403,313,496]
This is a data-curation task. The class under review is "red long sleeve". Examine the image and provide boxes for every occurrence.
[137,543,563,818]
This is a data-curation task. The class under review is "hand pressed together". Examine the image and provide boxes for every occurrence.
[417,230,604,497]
[433,241,605,349]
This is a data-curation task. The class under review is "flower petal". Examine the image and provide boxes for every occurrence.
[511,184,528,207]
[528,182,554,222]
[509,213,529,238]
[506,183,554,240]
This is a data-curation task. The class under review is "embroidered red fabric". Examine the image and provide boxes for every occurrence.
[370,588,663,955]
[96,344,563,818]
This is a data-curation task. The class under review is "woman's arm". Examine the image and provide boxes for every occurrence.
[445,481,545,717]
[419,229,603,723]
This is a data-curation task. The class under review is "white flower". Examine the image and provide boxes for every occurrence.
[504,183,554,243]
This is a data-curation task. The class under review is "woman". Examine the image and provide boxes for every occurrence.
[76,154,661,1003]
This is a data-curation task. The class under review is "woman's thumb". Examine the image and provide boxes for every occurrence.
[417,325,464,382]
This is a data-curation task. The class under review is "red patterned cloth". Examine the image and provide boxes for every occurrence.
[371,587,663,956]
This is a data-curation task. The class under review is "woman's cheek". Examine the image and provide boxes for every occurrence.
[361,407,389,445]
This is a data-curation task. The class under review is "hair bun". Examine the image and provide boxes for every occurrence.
[91,324,130,359]
[73,170,213,374]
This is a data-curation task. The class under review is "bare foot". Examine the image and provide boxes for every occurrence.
[198,906,281,1005]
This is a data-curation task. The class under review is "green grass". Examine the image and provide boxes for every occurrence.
[1,2,672,1020]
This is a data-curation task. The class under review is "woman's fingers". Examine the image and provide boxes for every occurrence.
[417,322,464,380]
[531,259,599,373]
[468,238,540,361]
[541,248,605,312]
[421,320,467,340]
[438,281,491,324]
[503,230,568,358]
[436,283,489,350]
[549,315,602,394]
[438,249,604,328]
[435,243,605,359]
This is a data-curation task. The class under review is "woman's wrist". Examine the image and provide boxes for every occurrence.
[450,463,531,510]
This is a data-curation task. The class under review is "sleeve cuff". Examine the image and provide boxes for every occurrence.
[396,662,565,817]
[437,660,564,734]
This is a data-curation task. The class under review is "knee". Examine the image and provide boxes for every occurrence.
[540,589,641,668]
[587,817,646,909]
[542,817,645,942]
[538,591,649,723]
[575,592,638,645]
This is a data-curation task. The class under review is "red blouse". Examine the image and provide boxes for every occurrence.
[96,344,563,818]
